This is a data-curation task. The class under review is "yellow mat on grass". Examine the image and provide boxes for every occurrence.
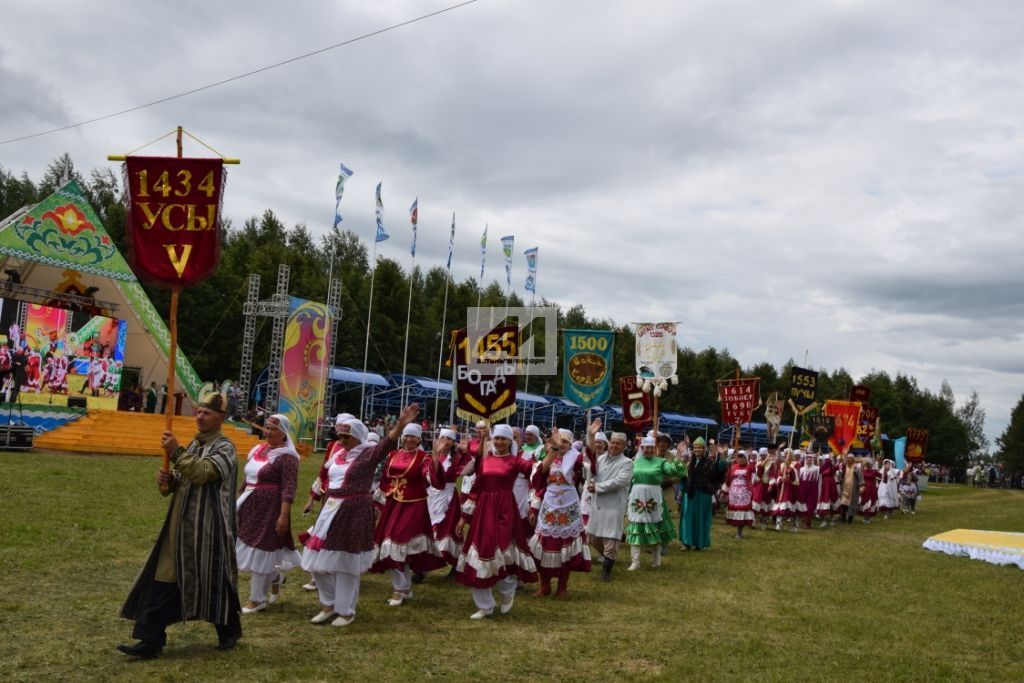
[923,529,1024,569]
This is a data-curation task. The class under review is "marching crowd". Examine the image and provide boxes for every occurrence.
[116,396,926,658]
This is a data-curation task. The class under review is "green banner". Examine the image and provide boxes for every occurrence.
[562,329,614,409]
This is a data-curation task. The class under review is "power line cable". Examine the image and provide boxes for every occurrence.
[0,0,481,146]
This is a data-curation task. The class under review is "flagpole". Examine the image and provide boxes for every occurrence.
[399,201,417,405]
[521,289,536,426]
[433,270,451,428]
[359,240,378,421]
[315,235,337,450]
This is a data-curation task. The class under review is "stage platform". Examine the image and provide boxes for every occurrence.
[29,409,263,457]
[923,529,1024,570]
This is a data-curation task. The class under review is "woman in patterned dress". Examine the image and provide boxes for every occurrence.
[236,414,302,614]
[725,451,755,538]
[528,426,595,598]
[301,404,420,627]
[859,458,880,523]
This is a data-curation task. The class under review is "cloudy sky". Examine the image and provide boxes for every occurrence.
[2,1,1022,443]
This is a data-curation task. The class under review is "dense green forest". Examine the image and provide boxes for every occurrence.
[1,155,1008,468]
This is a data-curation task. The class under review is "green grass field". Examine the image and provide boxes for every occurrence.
[1,450,1021,682]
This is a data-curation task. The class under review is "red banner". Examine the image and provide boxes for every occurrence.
[719,378,760,425]
[824,400,862,455]
[124,156,225,286]
[906,427,929,463]
[850,384,871,405]
[451,326,518,423]
[619,375,652,428]
[853,405,879,450]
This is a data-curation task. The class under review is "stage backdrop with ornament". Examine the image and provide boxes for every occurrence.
[562,329,614,409]
[278,297,331,444]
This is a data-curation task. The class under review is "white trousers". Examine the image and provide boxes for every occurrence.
[248,571,275,604]
[470,575,517,611]
[315,571,361,617]
[391,566,412,593]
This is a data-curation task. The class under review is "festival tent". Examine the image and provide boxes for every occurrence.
[717,421,796,448]
[0,180,203,407]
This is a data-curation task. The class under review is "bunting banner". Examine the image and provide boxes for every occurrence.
[446,213,455,270]
[620,375,652,428]
[333,162,353,227]
[850,384,871,405]
[634,322,678,395]
[374,182,389,242]
[501,235,514,289]
[562,329,614,409]
[905,427,929,463]
[452,325,517,423]
[718,378,761,426]
[123,156,225,286]
[409,197,418,257]
[823,399,862,456]
[479,225,487,279]
[788,366,818,414]
[524,246,538,293]
[764,392,785,443]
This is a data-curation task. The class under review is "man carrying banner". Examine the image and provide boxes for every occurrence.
[118,392,241,658]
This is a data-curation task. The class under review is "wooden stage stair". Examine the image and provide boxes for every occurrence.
[33,410,263,457]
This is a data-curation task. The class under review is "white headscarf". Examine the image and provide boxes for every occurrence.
[343,418,369,444]
[267,413,299,460]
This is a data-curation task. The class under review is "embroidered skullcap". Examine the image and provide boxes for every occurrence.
[493,424,514,440]
[594,431,609,444]
[558,428,574,443]
[198,391,228,414]
[475,420,489,429]
[439,428,457,440]
[641,436,656,447]
[335,412,355,426]
[526,425,541,438]
[402,423,423,440]
[610,432,627,443]
[342,418,368,444]
[693,436,706,446]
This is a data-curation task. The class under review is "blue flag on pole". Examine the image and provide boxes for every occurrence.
[501,235,514,289]
[409,197,418,257]
[375,182,389,242]
[523,246,538,293]
[446,212,455,270]
[333,162,354,227]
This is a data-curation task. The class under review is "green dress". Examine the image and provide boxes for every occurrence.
[679,457,729,549]
[625,456,687,546]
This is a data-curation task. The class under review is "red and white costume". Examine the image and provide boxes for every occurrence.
[236,435,302,606]
[859,464,879,518]
[528,447,592,578]
[370,433,449,596]
[725,461,755,527]
[816,455,838,516]
[426,436,471,565]
[771,459,802,518]
[798,456,820,524]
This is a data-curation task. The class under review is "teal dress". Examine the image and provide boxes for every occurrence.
[679,457,729,549]
[625,456,687,546]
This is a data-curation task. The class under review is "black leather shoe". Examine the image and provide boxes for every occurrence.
[215,635,240,651]
[411,572,426,584]
[116,641,162,659]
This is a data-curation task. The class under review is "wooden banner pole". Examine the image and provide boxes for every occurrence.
[161,126,184,482]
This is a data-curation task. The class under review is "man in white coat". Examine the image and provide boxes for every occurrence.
[584,428,634,582]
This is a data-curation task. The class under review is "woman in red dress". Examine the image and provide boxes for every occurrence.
[236,414,302,614]
[816,453,838,527]
[370,423,448,606]
[771,451,802,532]
[455,423,538,619]
[859,458,880,523]
[426,428,471,567]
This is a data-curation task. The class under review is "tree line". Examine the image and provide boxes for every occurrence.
[1,155,1007,468]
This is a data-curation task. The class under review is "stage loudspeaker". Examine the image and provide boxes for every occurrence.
[67,396,87,409]
[0,425,34,450]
